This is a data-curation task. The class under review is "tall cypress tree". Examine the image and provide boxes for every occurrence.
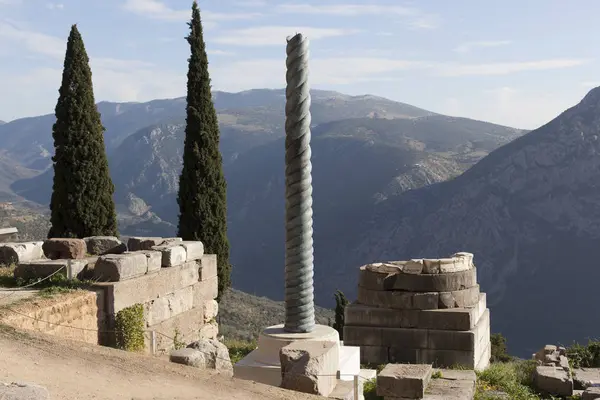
[178,2,231,297]
[48,25,117,239]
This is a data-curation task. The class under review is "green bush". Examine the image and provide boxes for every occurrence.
[475,360,539,400]
[225,339,257,364]
[115,304,145,352]
[566,340,600,368]
[491,332,513,362]
[363,378,382,400]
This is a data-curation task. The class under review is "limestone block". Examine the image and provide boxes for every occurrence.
[187,339,233,373]
[388,347,419,364]
[200,321,219,340]
[153,244,187,267]
[170,347,205,367]
[359,266,391,291]
[413,292,439,310]
[419,293,486,331]
[338,345,360,381]
[388,268,478,293]
[403,259,424,274]
[583,387,600,400]
[360,345,388,364]
[357,287,413,309]
[574,368,600,389]
[381,327,428,348]
[328,378,364,400]
[203,299,219,323]
[138,250,162,273]
[280,340,339,396]
[181,241,204,262]
[84,236,126,255]
[438,285,480,309]
[127,237,183,251]
[423,257,471,274]
[93,253,148,281]
[94,260,200,315]
[0,382,49,400]
[377,364,432,399]
[199,254,217,281]
[427,309,490,351]
[192,276,218,306]
[423,370,476,400]
[343,326,382,346]
[146,306,204,354]
[0,241,44,265]
[534,366,573,397]
[145,286,194,326]
[345,303,420,329]
[365,262,403,274]
[43,238,86,259]
[14,258,95,281]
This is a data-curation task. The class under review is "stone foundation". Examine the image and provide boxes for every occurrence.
[344,253,491,370]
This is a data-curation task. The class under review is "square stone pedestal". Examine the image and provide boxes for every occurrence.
[234,324,360,388]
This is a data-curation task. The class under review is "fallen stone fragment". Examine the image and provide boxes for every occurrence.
[187,339,233,373]
[574,368,600,389]
[93,253,148,281]
[377,364,432,399]
[534,365,573,397]
[84,236,126,255]
[0,242,44,265]
[43,238,86,259]
[0,382,49,400]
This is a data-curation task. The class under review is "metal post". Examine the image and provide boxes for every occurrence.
[353,375,359,399]
[283,33,315,334]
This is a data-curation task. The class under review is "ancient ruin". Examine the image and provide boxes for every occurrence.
[344,253,491,370]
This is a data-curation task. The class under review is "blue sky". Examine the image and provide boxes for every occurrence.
[0,0,598,129]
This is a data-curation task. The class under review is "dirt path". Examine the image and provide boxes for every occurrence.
[0,325,321,400]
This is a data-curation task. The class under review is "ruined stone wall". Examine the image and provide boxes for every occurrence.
[0,236,219,355]
[343,253,491,370]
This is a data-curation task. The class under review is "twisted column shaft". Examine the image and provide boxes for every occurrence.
[283,33,315,333]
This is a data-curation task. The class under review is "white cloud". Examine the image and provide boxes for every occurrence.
[214,26,360,46]
[453,40,511,53]
[408,14,441,30]
[234,0,267,7]
[208,49,235,56]
[46,3,64,9]
[122,0,260,26]
[437,59,587,77]
[0,21,65,58]
[275,4,416,16]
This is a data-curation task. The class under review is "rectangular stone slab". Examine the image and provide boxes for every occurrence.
[357,285,480,310]
[14,258,96,281]
[377,364,432,399]
[93,252,149,281]
[199,254,217,281]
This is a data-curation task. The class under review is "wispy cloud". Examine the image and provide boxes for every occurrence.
[45,2,64,9]
[122,0,261,26]
[0,21,65,58]
[409,15,440,30]
[437,59,588,76]
[214,26,360,46]
[234,0,267,7]
[208,49,235,56]
[453,40,511,53]
[0,0,21,5]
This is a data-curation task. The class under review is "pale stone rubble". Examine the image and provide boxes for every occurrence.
[344,252,490,370]
[532,345,573,397]
[170,339,233,375]
[0,382,49,400]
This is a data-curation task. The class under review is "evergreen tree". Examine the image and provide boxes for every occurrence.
[333,290,349,339]
[178,2,230,297]
[48,24,117,239]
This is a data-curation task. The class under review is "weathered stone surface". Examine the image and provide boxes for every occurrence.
[192,276,218,306]
[360,345,388,364]
[138,250,162,273]
[365,262,403,274]
[84,236,126,255]
[280,340,339,397]
[438,285,480,309]
[357,287,416,310]
[358,285,479,310]
[0,382,49,400]
[344,326,382,346]
[388,268,478,293]
[186,339,233,373]
[403,259,424,274]
[14,258,96,281]
[377,364,432,399]
[422,371,476,400]
[127,237,182,251]
[181,241,204,262]
[583,387,600,400]
[95,260,200,315]
[199,254,218,281]
[574,368,600,390]
[43,238,86,259]
[153,244,187,267]
[388,347,419,364]
[93,252,148,281]
[427,309,490,351]
[422,257,471,274]
[381,327,428,349]
[170,347,205,367]
[0,242,44,265]
[146,306,205,354]
[413,292,440,310]
[145,286,193,326]
[200,321,219,340]
[534,365,573,397]
[203,299,218,323]
[419,293,487,331]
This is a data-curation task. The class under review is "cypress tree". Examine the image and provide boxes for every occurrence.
[48,25,117,239]
[333,290,348,339]
[178,2,231,297]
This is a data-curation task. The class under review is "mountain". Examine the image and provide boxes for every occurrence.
[312,87,600,357]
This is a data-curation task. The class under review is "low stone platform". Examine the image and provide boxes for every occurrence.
[376,367,476,400]
[344,253,490,370]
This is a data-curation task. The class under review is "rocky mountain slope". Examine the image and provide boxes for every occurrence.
[319,87,600,357]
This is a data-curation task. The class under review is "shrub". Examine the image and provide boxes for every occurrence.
[333,290,348,339]
[491,332,513,362]
[566,340,600,368]
[115,304,145,352]
[225,339,257,364]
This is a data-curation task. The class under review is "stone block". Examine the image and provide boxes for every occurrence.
[364,262,403,275]
[139,250,162,273]
[200,321,219,340]
[328,378,364,400]
[360,346,388,364]
[345,303,420,328]
[94,260,200,315]
[187,339,233,373]
[0,241,44,265]
[403,259,424,274]
[153,244,187,267]
[181,241,204,261]
[427,309,490,351]
[534,365,573,397]
[438,285,480,309]
[144,285,193,326]
[43,238,86,259]
[84,236,126,255]
[388,347,419,364]
[93,252,148,281]
[280,340,339,396]
[583,387,600,400]
[423,257,471,274]
[381,327,428,348]
[146,306,205,354]
[377,364,432,399]
[170,347,205,367]
[127,237,162,251]
[0,382,49,400]
[203,299,219,323]
[357,287,415,310]
[419,293,486,331]
[574,368,600,389]
[14,258,96,281]
[359,266,390,291]
[343,326,382,346]
[338,345,360,381]
[192,276,218,306]
[423,370,476,400]
[199,254,217,281]
[388,268,478,292]
[413,292,439,310]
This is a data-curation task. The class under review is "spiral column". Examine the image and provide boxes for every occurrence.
[283,33,315,334]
